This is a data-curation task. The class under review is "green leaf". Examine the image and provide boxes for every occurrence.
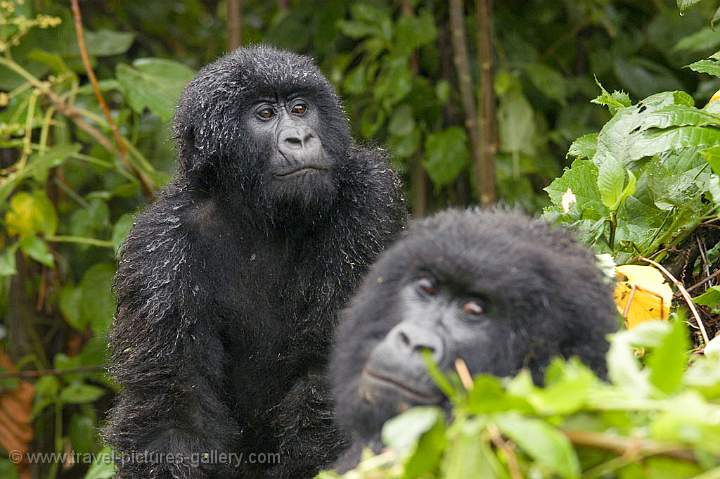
[0,245,18,276]
[497,90,535,155]
[59,382,105,404]
[389,104,415,136]
[5,190,58,238]
[675,28,720,54]
[591,79,631,115]
[567,133,598,160]
[60,284,84,331]
[394,11,437,56]
[648,319,689,395]
[337,20,378,39]
[0,458,20,479]
[495,413,580,479]
[85,30,135,57]
[71,199,110,239]
[29,144,81,183]
[116,58,195,121]
[84,447,117,479]
[614,57,682,100]
[19,236,54,267]
[544,159,605,219]
[382,406,444,454]
[702,145,720,175]
[402,412,446,479]
[694,285,720,307]
[677,0,703,12]
[111,213,135,255]
[32,375,60,417]
[78,263,117,335]
[70,414,98,455]
[466,375,534,414]
[529,358,596,415]
[423,127,469,188]
[525,63,567,104]
[443,420,503,479]
[597,155,626,210]
[687,59,720,78]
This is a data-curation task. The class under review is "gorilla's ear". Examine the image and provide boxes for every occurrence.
[176,122,216,184]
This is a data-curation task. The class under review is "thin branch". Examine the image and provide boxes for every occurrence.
[0,365,105,380]
[449,0,490,205]
[475,0,497,205]
[564,430,697,462]
[488,424,523,479]
[227,0,243,50]
[454,358,474,390]
[0,58,144,189]
[686,269,720,294]
[639,256,710,346]
[45,235,114,249]
[70,0,155,200]
[402,0,429,216]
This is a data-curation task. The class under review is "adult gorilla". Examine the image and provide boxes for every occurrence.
[104,45,406,478]
[330,209,617,471]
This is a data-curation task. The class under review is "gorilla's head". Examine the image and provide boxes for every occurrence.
[174,45,351,214]
[331,209,618,441]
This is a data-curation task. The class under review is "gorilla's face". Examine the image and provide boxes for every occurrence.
[247,94,336,206]
[174,46,352,215]
[331,210,618,453]
[358,273,522,415]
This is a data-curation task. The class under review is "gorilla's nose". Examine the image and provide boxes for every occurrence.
[278,127,320,157]
[391,323,445,363]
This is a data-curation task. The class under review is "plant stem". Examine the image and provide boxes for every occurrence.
[45,236,114,249]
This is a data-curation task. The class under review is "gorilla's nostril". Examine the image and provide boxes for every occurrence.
[398,331,411,347]
[285,136,302,146]
[303,133,314,143]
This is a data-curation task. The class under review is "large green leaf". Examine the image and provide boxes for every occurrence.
[497,90,535,155]
[116,58,195,121]
[545,159,606,220]
[60,382,105,404]
[78,263,116,335]
[423,127,469,188]
[648,319,689,395]
[688,59,720,77]
[85,30,135,57]
[495,413,580,479]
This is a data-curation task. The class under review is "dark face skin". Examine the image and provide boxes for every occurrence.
[248,94,335,205]
[358,274,520,415]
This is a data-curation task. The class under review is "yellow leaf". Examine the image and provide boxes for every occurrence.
[5,191,57,238]
[614,265,673,329]
[709,88,720,106]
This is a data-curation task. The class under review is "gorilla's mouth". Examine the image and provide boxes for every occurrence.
[361,369,444,405]
[274,165,330,179]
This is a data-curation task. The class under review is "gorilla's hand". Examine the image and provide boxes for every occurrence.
[267,373,348,478]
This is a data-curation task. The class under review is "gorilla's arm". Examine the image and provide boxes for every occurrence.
[104,191,238,479]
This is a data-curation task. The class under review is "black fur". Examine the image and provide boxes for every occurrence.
[330,209,618,471]
[104,45,406,478]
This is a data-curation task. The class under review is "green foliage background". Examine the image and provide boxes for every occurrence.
[3,0,720,478]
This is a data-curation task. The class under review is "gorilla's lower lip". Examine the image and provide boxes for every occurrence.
[361,369,443,405]
[274,166,329,178]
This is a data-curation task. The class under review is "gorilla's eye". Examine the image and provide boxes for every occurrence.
[291,103,307,115]
[417,277,437,296]
[256,107,275,120]
[463,301,484,316]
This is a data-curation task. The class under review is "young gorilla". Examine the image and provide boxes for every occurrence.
[330,209,618,471]
[104,46,406,478]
